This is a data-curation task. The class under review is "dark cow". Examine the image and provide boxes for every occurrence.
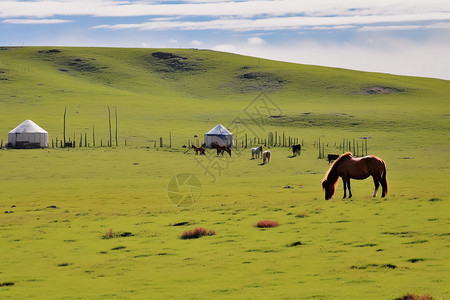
[292,144,301,156]
[327,154,340,163]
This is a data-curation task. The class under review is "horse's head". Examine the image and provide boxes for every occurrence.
[321,179,335,200]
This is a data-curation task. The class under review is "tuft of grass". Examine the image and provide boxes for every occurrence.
[295,212,309,218]
[102,229,134,239]
[180,227,216,239]
[57,263,72,267]
[256,220,279,228]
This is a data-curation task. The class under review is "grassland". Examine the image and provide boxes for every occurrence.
[0,46,449,299]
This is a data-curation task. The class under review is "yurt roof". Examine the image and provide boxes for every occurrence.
[9,120,47,134]
[205,124,232,136]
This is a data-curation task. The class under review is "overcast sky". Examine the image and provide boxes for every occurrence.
[1,0,450,80]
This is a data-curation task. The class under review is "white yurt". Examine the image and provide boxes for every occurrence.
[204,124,234,148]
[8,120,48,148]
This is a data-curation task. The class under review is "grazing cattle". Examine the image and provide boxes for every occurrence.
[321,152,388,200]
[327,154,340,163]
[212,142,231,157]
[262,150,271,164]
[251,145,263,159]
[192,145,206,155]
[292,144,301,156]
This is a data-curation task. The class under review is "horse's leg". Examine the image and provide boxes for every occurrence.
[372,176,380,197]
[347,179,352,198]
[380,171,388,197]
[342,180,347,199]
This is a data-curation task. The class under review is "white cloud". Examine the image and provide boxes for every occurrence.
[247,36,266,45]
[359,22,450,31]
[1,18,72,24]
[225,36,450,80]
[1,0,449,19]
[213,44,237,53]
[191,39,202,46]
[93,14,450,32]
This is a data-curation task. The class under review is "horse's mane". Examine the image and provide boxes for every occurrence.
[324,152,353,182]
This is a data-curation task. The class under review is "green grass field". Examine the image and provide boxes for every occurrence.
[0,47,449,299]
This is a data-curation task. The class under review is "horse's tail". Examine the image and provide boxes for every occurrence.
[381,161,388,196]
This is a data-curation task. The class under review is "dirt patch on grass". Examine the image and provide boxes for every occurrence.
[0,282,15,287]
[265,112,361,128]
[37,49,61,54]
[36,50,107,73]
[351,263,402,270]
[148,51,201,73]
[62,57,105,73]
[0,69,8,80]
[359,86,404,95]
[224,69,285,93]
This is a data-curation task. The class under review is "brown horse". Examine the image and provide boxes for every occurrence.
[192,145,206,155]
[321,152,388,200]
[212,142,231,157]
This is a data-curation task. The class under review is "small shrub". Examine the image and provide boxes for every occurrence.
[256,220,279,228]
[180,227,216,239]
[395,293,434,300]
[103,228,115,239]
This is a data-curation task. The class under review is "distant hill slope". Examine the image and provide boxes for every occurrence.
[0,46,449,145]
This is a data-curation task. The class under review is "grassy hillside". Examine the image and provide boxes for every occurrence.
[1,46,448,146]
[0,47,449,299]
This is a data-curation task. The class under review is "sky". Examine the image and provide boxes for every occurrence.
[1,0,450,80]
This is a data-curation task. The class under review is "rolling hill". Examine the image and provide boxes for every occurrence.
[1,46,448,147]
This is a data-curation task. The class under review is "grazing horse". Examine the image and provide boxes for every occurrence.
[262,150,271,164]
[212,142,231,157]
[321,152,388,200]
[192,145,206,155]
[327,154,340,164]
[251,145,263,159]
[292,144,301,156]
